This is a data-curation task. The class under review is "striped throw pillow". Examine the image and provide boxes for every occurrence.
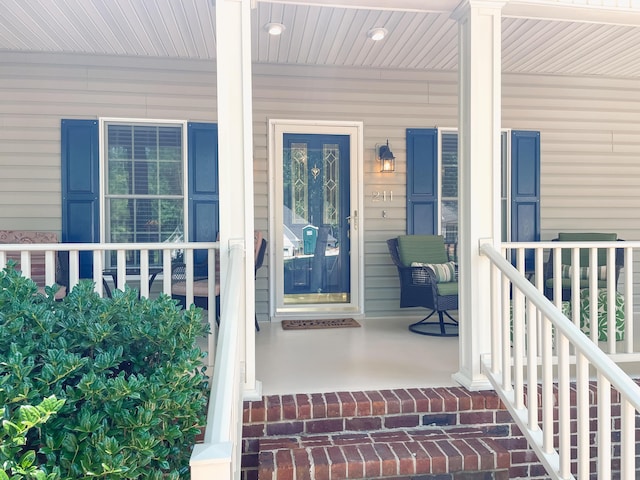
[561,264,608,281]
[411,261,457,283]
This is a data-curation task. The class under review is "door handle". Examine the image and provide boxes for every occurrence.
[346,211,358,230]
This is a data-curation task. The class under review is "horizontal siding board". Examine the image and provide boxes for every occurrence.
[3,55,640,316]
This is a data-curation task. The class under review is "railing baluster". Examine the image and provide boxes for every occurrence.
[620,399,634,480]
[607,248,616,353]
[576,352,589,480]
[623,247,633,353]
[140,250,150,298]
[597,375,612,479]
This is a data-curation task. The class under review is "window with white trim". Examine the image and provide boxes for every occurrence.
[104,121,185,265]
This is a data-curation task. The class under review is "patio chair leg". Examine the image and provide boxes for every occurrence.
[408,309,458,337]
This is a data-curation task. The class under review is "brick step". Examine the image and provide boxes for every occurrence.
[257,427,510,479]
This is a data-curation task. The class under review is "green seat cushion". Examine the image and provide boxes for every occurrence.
[436,282,458,296]
[397,235,448,266]
[557,232,618,266]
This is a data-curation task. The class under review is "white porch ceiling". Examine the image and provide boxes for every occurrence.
[2,0,640,78]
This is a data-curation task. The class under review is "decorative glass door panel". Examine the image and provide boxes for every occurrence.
[283,134,350,304]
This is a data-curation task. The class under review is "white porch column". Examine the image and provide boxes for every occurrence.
[215,0,260,397]
[452,0,504,391]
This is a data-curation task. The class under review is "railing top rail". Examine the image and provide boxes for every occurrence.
[480,241,640,411]
[0,242,219,252]
[501,240,636,249]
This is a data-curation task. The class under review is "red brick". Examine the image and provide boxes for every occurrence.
[248,400,266,422]
[374,442,398,476]
[341,444,364,477]
[265,421,303,436]
[292,449,311,480]
[274,450,294,480]
[407,388,432,412]
[326,446,347,479]
[409,441,433,473]
[310,447,330,478]
[447,387,473,411]
[257,451,275,480]
[352,391,371,416]
[422,440,447,473]
[384,414,420,429]
[242,451,259,468]
[388,441,416,475]
[451,438,479,471]
[324,392,341,417]
[511,449,540,464]
[380,389,402,414]
[243,423,265,438]
[358,443,382,478]
[345,416,382,431]
[366,390,387,415]
[458,411,495,425]
[394,388,416,413]
[423,388,444,412]
[281,395,297,420]
[295,394,312,420]
[437,440,462,472]
[337,391,357,416]
[305,418,344,434]
[310,393,326,418]
[438,388,459,412]
[463,437,494,470]
[265,395,282,422]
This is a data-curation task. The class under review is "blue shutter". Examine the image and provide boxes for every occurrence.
[187,123,219,267]
[406,128,438,234]
[511,130,541,270]
[61,119,99,278]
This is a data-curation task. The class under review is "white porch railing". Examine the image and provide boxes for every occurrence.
[0,240,238,475]
[190,240,245,479]
[481,240,640,480]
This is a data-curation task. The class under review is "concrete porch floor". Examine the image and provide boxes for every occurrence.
[254,316,460,396]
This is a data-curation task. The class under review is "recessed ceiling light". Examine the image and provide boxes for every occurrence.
[367,27,388,41]
[264,22,285,36]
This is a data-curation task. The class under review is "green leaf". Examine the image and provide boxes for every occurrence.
[18,449,36,469]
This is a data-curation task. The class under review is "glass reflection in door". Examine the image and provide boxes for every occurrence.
[282,134,350,304]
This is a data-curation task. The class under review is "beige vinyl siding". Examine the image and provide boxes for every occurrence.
[3,51,640,318]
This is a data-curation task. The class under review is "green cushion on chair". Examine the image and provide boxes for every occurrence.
[397,235,448,266]
[557,232,618,266]
[436,282,458,296]
[579,288,625,342]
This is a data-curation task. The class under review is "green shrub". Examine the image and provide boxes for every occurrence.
[0,265,210,479]
[1,395,65,480]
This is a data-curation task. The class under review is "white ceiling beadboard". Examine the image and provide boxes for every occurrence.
[2,0,640,78]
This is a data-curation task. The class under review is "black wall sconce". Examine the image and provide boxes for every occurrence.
[377,140,395,173]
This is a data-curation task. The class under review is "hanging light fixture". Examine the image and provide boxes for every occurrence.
[377,140,395,173]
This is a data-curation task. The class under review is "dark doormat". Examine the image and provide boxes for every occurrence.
[281,318,361,330]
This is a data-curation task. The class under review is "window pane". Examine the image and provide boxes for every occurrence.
[105,122,185,267]
[442,200,458,244]
[441,133,458,198]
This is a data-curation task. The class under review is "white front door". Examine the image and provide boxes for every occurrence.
[269,120,364,320]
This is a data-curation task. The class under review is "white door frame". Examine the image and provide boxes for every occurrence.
[268,119,364,321]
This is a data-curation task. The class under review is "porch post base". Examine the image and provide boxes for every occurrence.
[243,380,263,401]
[452,371,492,392]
